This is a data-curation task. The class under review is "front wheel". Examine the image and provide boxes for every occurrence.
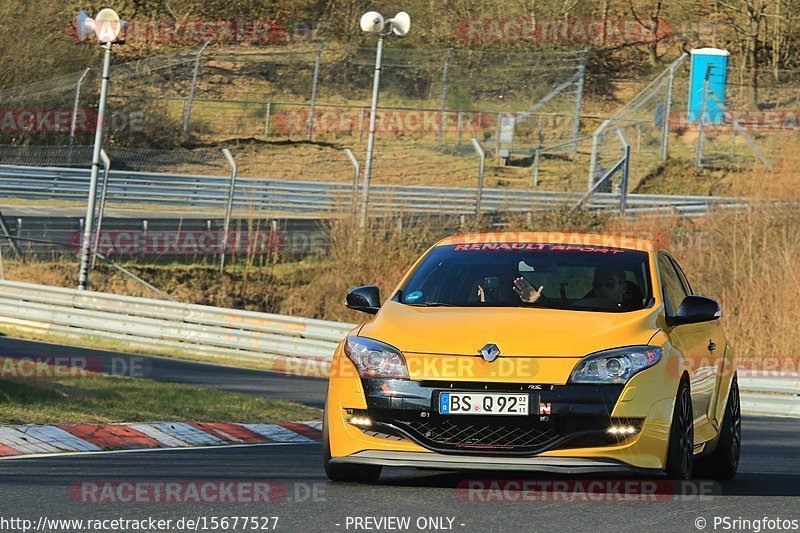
[665,379,694,480]
[696,374,741,480]
[322,402,382,483]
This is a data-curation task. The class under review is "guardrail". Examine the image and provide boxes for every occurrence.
[0,279,350,376]
[0,279,794,417]
[0,164,750,218]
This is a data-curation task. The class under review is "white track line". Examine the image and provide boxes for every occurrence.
[0,441,316,461]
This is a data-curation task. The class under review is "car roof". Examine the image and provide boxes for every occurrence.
[435,232,658,253]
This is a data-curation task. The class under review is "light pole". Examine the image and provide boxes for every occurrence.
[75,8,126,290]
[358,10,410,232]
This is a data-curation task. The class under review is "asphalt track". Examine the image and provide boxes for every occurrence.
[0,336,327,408]
[1,336,798,532]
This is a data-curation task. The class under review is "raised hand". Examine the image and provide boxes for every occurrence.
[513,277,544,304]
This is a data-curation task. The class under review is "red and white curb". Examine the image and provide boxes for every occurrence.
[0,421,321,458]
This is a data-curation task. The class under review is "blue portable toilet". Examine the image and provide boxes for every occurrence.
[688,48,729,124]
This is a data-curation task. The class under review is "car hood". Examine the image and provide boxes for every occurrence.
[357,301,660,357]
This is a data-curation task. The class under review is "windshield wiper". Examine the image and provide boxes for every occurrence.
[405,301,455,307]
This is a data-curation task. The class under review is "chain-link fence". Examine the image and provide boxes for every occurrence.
[588,54,688,197]
[177,46,587,148]
[694,65,798,169]
[0,143,357,273]
[1,42,794,298]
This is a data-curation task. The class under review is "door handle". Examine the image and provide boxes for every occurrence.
[708,340,716,352]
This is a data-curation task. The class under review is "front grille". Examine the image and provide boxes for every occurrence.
[392,418,560,451]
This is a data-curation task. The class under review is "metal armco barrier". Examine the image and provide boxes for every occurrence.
[0,279,795,417]
[0,164,751,217]
[0,280,351,376]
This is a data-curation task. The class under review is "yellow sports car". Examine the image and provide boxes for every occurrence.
[323,233,740,481]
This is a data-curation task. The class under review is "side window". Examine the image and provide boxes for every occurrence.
[658,254,688,317]
[669,257,693,295]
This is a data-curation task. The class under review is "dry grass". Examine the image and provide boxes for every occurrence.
[2,202,797,366]
[2,260,298,312]
[0,358,318,425]
[607,206,800,361]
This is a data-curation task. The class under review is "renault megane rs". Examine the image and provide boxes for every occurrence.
[323,233,740,481]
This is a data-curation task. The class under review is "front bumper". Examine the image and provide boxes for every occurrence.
[327,374,678,471]
[330,450,660,475]
[354,379,631,456]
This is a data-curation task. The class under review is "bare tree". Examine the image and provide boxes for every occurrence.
[627,0,665,66]
[717,0,768,106]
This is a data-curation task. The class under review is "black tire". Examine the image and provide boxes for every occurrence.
[696,374,741,480]
[322,402,382,483]
[665,379,694,480]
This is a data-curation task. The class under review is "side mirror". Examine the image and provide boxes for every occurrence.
[670,295,721,326]
[346,286,381,315]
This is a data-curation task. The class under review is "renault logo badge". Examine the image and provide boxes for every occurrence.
[480,343,501,362]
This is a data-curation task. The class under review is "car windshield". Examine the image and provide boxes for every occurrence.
[399,242,653,312]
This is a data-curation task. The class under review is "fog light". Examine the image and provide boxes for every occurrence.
[349,416,372,427]
[607,425,638,436]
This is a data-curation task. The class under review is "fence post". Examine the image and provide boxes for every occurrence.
[618,130,631,216]
[344,148,359,216]
[660,61,676,161]
[307,42,325,141]
[636,123,642,153]
[531,148,541,188]
[91,149,111,270]
[456,112,463,146]
[359,107,366,143]
[0,208,22,260]
[438,48,451,143]
[471,138,486,216]
[588,119,610,190]
[494,113,502,163]
[264,103,271,137]
[182,40,209,137]
[69,68,91,148]
[220,149,237,272]
[572,64,585,152]
[696,66,711,169]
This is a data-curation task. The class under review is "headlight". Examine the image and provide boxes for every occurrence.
[569,346,662,384]
[344,336,409,380]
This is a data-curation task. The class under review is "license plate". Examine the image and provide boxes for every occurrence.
[438,392,529,416]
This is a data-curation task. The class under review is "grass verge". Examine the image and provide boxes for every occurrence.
[0,325,308,375]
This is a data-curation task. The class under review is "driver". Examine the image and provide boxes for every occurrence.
[575,266,626,308]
